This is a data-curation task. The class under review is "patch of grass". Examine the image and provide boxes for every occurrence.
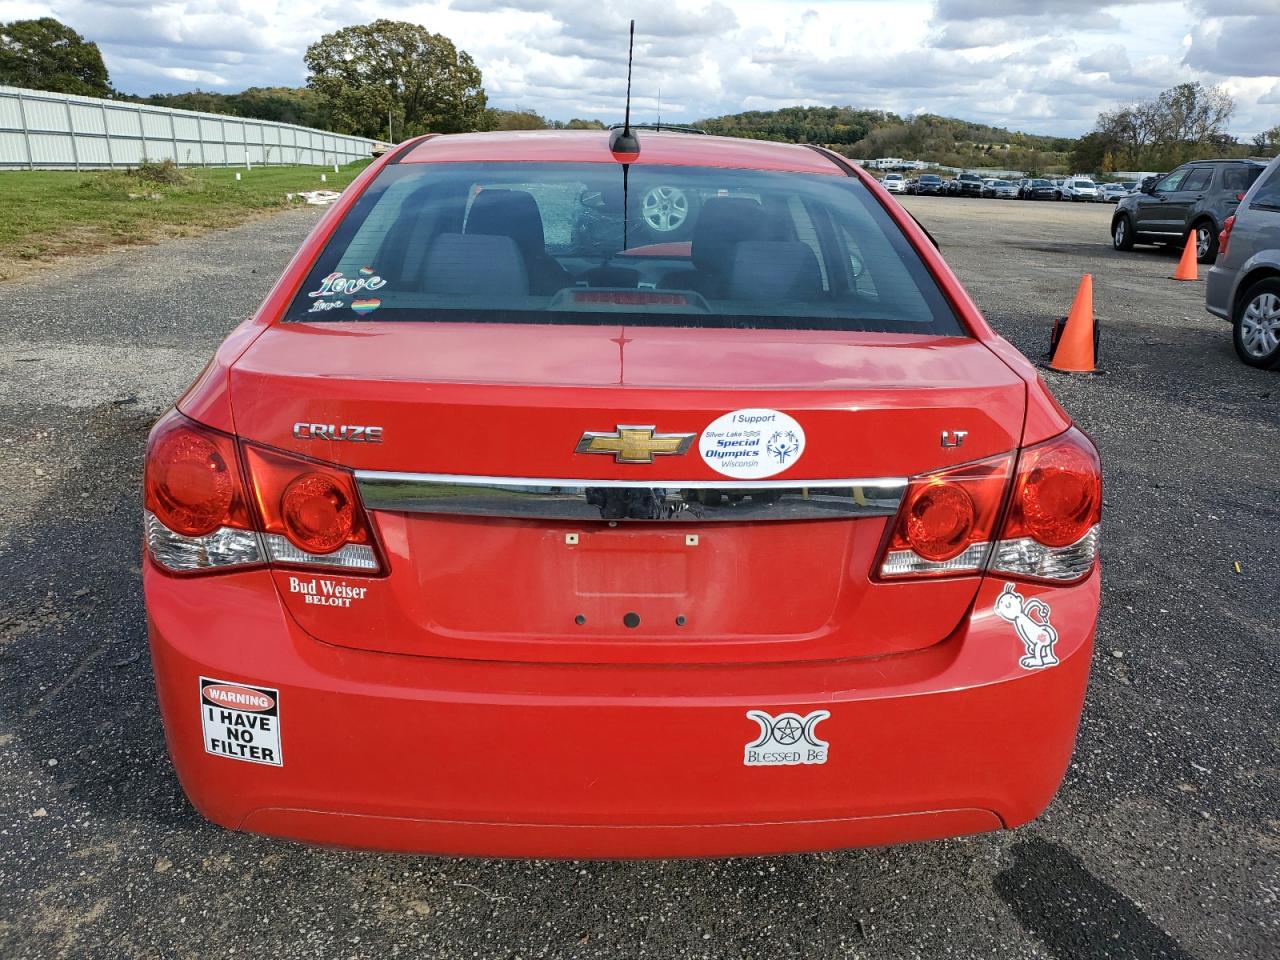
[0,160,371,281]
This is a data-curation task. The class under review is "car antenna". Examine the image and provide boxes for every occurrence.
[609,21,640,160]
[609,20,640,251]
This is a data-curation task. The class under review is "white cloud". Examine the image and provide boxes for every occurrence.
[0,0,1275,136]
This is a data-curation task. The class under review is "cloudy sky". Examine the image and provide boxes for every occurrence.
[3,0,1278,137]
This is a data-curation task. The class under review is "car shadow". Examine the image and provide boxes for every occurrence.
[0,402,197,828]
[995,837,1199,960]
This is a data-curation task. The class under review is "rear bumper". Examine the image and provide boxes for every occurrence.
[1205,264,1235,320]
[146,560,1097,858]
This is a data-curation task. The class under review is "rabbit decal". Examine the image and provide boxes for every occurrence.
[993,583,1060,670]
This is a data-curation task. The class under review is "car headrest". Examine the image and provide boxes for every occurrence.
[423,233,528,297]
[691,197,764,274]
[727,241,824,302]
[465,189,547,260]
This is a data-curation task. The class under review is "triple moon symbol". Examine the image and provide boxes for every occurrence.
[746,710,831,749]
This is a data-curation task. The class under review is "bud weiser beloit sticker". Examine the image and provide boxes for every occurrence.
[699,409,806,480]
[200,677,282,766]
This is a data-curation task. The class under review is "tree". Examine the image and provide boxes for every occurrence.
[1251,125,1280,157]
[483,107,547,130]
[1089,82,1236,170]
[305,20,485,139]
[0,17,110,97]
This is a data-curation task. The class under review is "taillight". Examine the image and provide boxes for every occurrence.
[241,444,380,572]
[990,427,1101,582]
[878,454,1012,578]
[1219,215,1235,257]
[877,427,1101,584]
[144,411,261,573]
[144,411,382,575]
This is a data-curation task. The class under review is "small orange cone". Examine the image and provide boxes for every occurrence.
[1173,230,1199,281]
[1050,274,1097,373]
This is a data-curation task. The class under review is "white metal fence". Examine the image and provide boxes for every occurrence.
[0,85,377,171]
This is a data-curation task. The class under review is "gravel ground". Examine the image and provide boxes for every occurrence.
[0,197,1276,959]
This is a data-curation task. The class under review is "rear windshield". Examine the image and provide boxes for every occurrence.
[1223,165,1263,194]
[284,161,963,335]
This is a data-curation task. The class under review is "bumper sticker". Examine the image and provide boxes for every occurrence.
[200,678,283,766]
[994,583,1061,670]
[700,409,806,480]
[744,710,829,766]
[287,575,367,607]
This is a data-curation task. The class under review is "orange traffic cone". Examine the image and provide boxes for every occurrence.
[1173,230,1199,281]
[1049,274,1097,373]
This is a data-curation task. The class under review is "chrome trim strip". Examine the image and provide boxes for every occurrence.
[355,471,906,522]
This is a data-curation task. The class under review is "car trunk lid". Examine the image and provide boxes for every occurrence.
[227,322,1027,664]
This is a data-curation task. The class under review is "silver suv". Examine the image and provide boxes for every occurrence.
[1205,154,1280,368]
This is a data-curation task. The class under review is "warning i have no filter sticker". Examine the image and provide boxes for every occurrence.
[200,677,283,766]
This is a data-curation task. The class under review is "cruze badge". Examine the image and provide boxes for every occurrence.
[293,423,383,442]
[576,425,695,464]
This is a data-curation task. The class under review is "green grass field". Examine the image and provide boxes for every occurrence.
[0,160,371,280]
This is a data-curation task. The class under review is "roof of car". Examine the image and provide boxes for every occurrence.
[397,129,844,175]
[1186,157,1266,166]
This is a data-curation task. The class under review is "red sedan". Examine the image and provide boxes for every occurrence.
[143,129,1101,858]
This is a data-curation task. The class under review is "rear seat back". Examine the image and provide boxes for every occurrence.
[728,241,824,302]
[423,234,528,296]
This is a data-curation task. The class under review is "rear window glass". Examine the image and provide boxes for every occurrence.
[284,162,963,335]
[1182,168,1212,192]
[1225,165,1264,195]
[1252,166,1280,208]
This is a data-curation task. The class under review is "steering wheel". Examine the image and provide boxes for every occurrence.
[641,186,690,233]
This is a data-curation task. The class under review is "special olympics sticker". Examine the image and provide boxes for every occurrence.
[699,408,805,479]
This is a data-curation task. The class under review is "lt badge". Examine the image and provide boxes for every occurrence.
[743,709,830,766]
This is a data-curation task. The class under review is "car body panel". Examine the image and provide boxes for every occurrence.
[228,324,1027,664]
[149,130,1095,857]
[401,129,843,175]
[1206,154,1280,321]
[148,559,1096,858]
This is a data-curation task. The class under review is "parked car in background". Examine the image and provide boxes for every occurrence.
[915,174,945,196]
[882,173,907,194]
[1062,178,1099,202]
[1205,153,1280,368]
[950,172,985,197]
[1048,178,1068,200]
[1019,178,1057,200]
[1112,158,1267,263]
[983,179,1018,199]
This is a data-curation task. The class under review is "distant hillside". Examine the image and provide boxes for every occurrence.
[122,86,330,130]
[696,106,1075,174]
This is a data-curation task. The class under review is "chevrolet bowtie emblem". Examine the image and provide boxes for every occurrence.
[576,425,696,464]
